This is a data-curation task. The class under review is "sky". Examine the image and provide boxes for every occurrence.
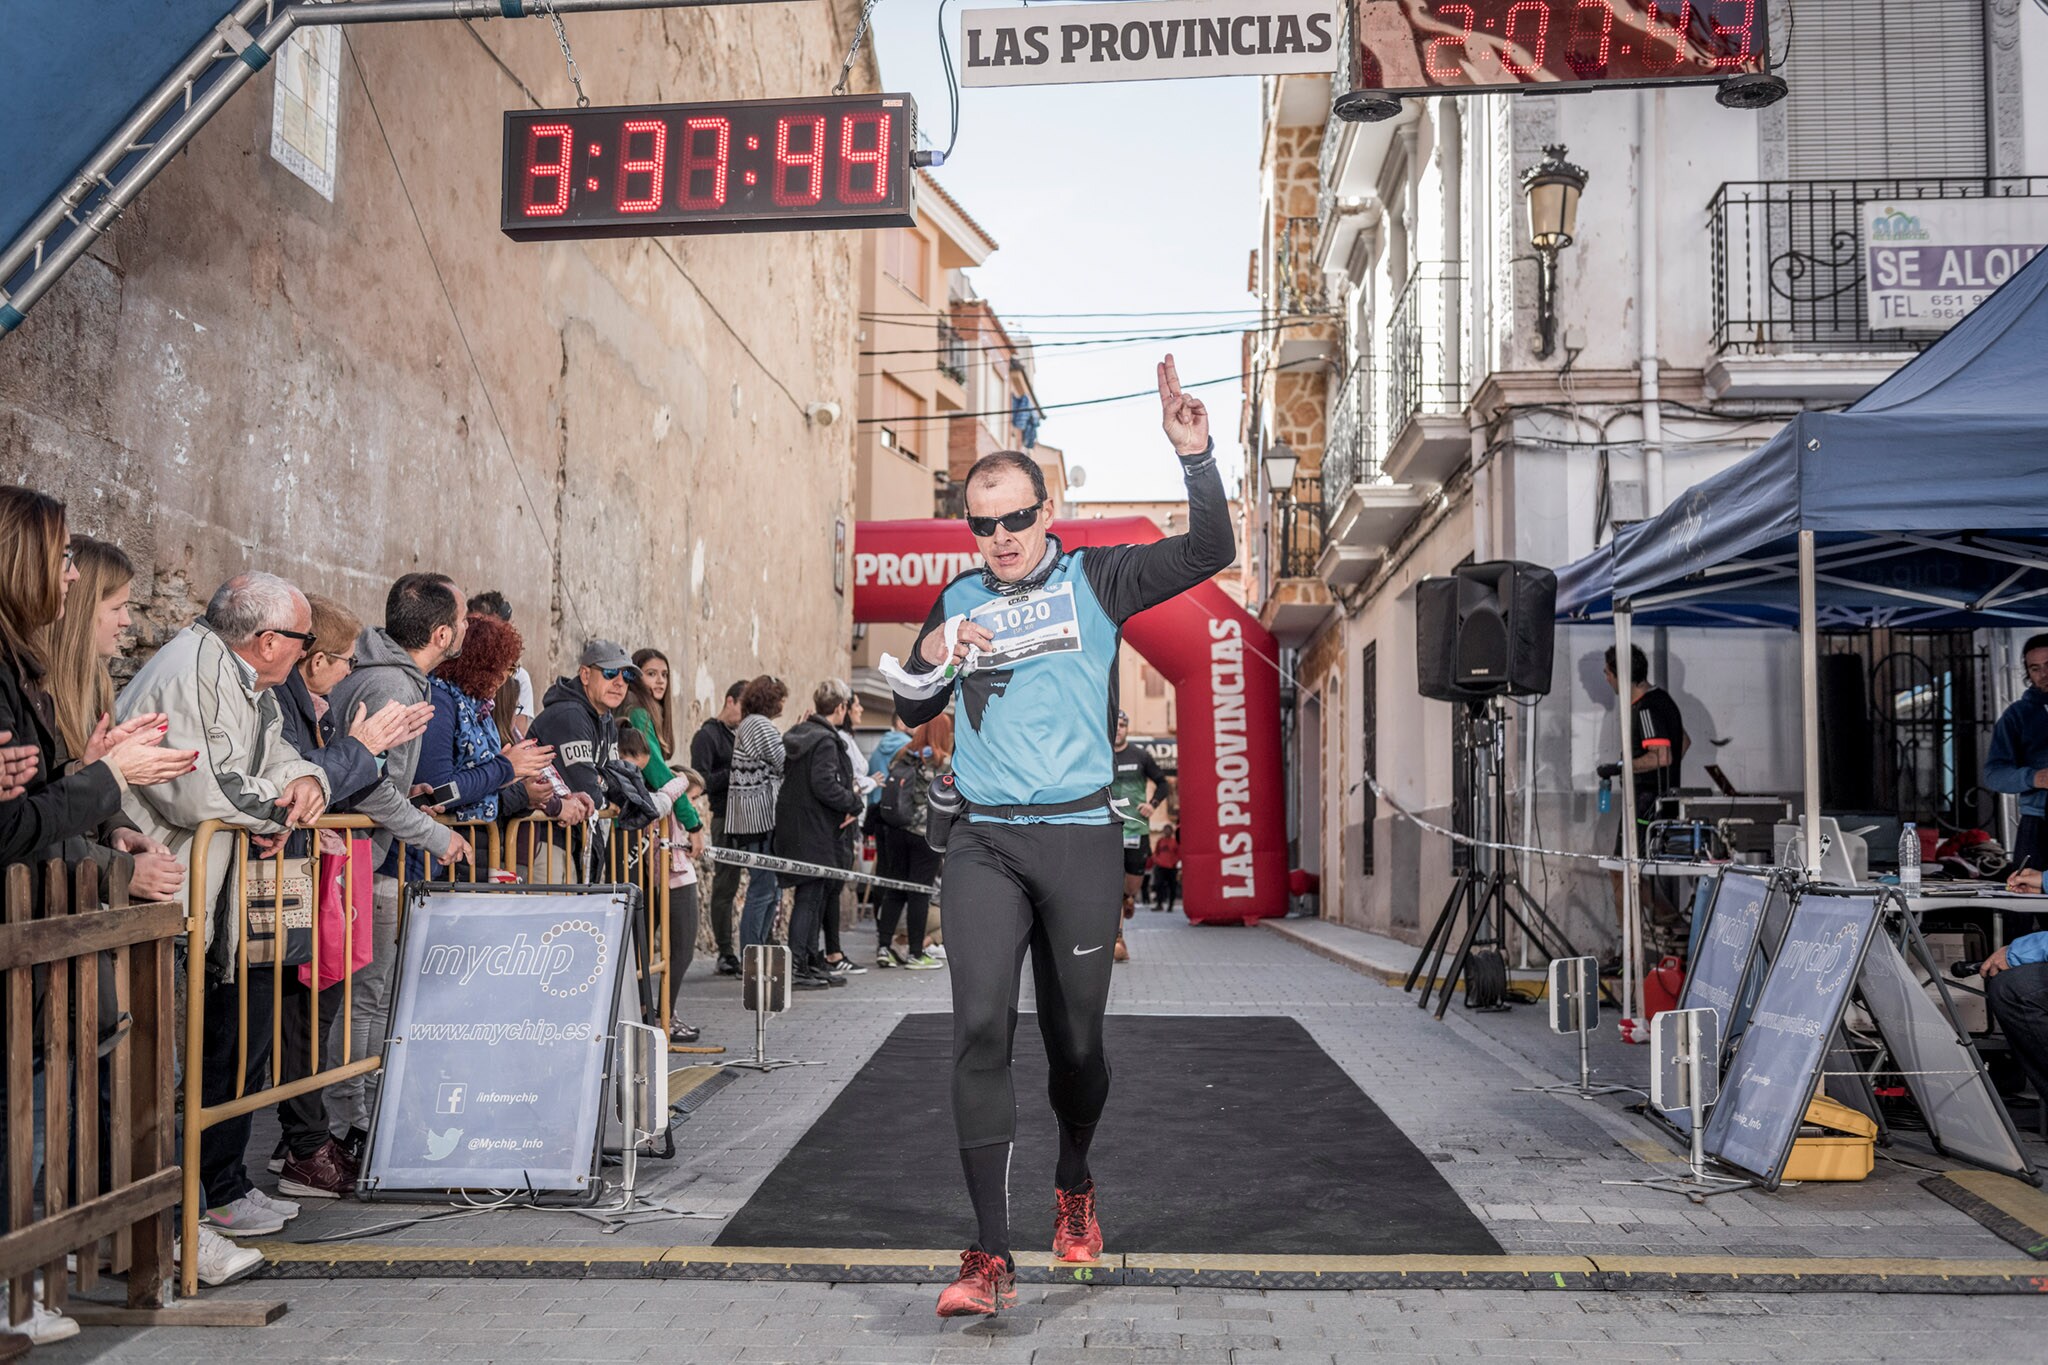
[866,2,1265,503]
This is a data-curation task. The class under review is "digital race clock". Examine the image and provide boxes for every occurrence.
[501,93,918,242]
[1346,0,1770,98]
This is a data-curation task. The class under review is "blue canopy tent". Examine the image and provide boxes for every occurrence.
[1553,246,2048,1017]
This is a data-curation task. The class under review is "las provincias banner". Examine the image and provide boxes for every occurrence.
[960,0,1341,87]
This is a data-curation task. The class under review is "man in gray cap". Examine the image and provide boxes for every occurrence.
[529,639,639,813]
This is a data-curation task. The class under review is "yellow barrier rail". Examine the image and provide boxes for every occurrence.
[178,809,675,1296]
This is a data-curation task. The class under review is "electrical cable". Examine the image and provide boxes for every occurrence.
[924,0,962,167]
[860,307,1330,321]
[857,356,1321,424]
[343,30,589,636]
[860,317,1331,357]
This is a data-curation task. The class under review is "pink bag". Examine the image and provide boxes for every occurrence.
[298,836,375,989]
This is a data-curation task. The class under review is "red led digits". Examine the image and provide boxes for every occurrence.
[773,115,826,207]
[837,111,891,206]
[1567,0,1615,72]
[1500,0,1552,74]
[615,119,667,213]
[1706,0,1757,67]
[524,122,573,218]
[677,116,731,210]
[1426,3,1477,78]
[1641,0,1692,72]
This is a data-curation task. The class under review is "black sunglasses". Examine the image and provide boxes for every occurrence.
[268,627,317,651]
[965,501,1043,538]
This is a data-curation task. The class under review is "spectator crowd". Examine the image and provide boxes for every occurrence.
[0,483,946,1340]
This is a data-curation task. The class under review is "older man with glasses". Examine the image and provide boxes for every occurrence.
[891,356,1234,1317]
[115,571,337,1255]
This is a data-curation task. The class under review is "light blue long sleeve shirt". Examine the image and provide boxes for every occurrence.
[2008,931,2048,967]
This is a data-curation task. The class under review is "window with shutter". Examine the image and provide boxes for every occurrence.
[1782,0,1986,179]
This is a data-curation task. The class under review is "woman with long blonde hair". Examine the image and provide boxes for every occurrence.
[33,534,186,902]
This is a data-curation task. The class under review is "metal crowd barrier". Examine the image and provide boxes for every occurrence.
[177,808,676,1296]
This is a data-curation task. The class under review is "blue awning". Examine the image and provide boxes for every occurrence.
[1556,247,2048,629]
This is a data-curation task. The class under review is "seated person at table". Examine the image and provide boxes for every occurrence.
[1984,634,2048,873]
[1979,898,2048,1111]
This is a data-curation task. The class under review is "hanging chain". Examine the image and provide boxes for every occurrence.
[832,0,881,96]
[538,0,590,108]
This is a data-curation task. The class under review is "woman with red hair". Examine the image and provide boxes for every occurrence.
[418,613,555,830]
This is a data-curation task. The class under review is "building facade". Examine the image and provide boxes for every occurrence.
[1243,2,2048,951]
[0,2,881,733]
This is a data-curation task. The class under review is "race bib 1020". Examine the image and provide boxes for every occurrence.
[968,583,1083,668]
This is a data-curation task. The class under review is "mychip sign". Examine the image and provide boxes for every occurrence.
[960,0,1341,87]
[361,886,632,1199]
[1863,199,2048,332]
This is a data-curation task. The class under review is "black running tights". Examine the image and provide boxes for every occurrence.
[942,819,1124,1149]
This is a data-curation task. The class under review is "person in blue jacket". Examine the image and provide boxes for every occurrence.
[1982,634,2048,872]
[1979,865,2048,1120]
[893,356,1233,1317]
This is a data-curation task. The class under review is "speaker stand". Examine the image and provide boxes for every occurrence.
[1407,698,1578,1018]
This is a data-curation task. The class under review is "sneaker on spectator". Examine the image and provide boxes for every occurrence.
[279,1140,357,1199]
[875,948,899,969]
[824,956,867,976]
[923,943,947,960]
[203,1192,286,1236]
[904,953,944,970]
[668,1019,701,1044]
[267,1139,288,1175]
[715,952,741,977]
[176,1227,264,1286]
[6,1276,78,1345]
[339,1125,369,1168]
[249,1187,300,1220]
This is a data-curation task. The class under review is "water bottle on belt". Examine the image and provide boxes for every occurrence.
[926,773,965,852]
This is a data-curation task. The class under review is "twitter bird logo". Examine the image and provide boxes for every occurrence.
[424,1127,463,1161]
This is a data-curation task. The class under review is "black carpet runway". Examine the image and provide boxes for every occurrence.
[716,1012,1500,1256]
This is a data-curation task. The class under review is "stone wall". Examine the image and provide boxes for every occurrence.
[0,3,873,730]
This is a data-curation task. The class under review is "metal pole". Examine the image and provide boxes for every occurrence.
[1519,695,1537,970]
[1,0,792,330]
[1616,606,1643,1024]
[1799,529,1823,874]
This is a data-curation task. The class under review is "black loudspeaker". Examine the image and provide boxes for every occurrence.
[1416,561,1558,701]
[1817,652,1876,809]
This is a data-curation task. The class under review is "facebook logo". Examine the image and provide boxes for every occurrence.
[436,1083,467,1115]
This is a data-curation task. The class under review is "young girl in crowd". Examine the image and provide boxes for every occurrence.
[726,675,789,952]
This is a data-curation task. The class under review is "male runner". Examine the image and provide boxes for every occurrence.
[1109,710,1170,961]
[893,356,1231,1317]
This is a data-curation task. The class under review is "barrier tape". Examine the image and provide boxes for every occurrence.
[692,843,939,895]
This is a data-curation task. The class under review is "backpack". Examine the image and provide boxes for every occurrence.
[875,764,924,830]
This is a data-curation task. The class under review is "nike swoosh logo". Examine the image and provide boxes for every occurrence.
[1072,945,1103,956]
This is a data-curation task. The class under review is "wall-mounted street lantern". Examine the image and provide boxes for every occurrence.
[1262,440,1300,503]
[1521,144,1588,362]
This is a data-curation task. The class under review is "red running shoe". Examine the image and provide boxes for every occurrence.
[935,1248,1017,1317]
[1052,1180,1103,1263]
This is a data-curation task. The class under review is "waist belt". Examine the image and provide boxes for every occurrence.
[964,786,1111,822]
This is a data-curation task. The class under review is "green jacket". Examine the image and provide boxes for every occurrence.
[625,706,701,831]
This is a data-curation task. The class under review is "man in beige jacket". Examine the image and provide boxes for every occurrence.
[117,571,330,1248]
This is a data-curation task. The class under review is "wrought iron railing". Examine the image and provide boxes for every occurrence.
[937,317,968,384]
[1709,178,2048,354]
[1271,491,1324,581]
[1388,262,1462,434]
[1319,365,1378,517]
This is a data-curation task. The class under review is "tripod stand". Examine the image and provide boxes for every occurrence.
[1406,697,1580,1019]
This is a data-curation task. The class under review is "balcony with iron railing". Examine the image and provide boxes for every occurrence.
[1382,262,1466,486]
[937,317,968,386]
[1707,177,2048,398]
[1258,486,1334,647]
[1316,364,1426,592]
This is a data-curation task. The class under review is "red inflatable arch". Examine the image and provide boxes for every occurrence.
[854,518,1287,924]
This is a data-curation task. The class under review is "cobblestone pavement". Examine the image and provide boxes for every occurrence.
[37,1276,2048,1362]
[35,908,2048,1361]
